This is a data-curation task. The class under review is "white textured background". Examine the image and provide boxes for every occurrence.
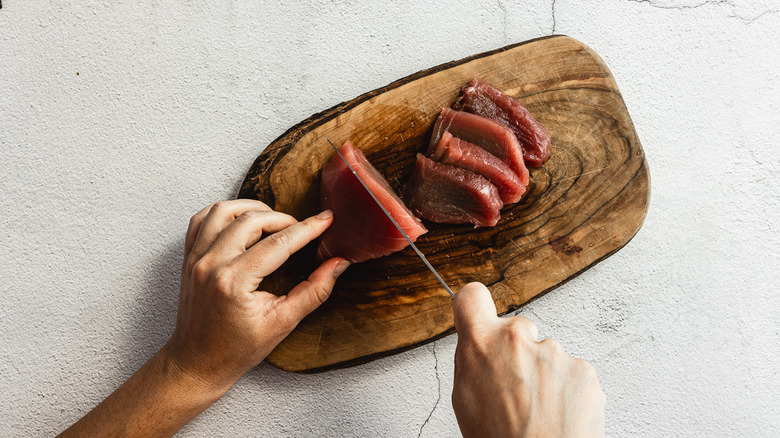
[1,1,778,437]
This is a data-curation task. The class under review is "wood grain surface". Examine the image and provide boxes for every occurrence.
[238,35,650,373]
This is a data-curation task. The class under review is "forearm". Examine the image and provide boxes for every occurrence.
[60,201,342,437]
[60,346,230,438]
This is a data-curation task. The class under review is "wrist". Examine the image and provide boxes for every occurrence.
[156,343,235,407]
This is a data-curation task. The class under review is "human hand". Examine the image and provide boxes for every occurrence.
[163,200,349,392]
[452,283,605,438]
[60,200,349,437]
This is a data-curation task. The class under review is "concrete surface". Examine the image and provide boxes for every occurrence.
[1,1,778,436]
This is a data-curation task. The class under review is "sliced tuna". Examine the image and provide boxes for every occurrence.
[403,153,502,227]
[317,141,427,263]
[428,108,530,186]
[454,78,551,167]
[429,131,526,204]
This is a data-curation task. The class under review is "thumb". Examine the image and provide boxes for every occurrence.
[453,282,498,334]
[280,257,350,325]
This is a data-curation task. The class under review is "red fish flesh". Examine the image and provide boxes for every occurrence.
[428,108,530,186]
[429,131,526,204]
[454,78,551,167]
[317,141,427,263]
[404,154,502,227]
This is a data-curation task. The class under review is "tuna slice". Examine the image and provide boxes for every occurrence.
[404,153,502,227]
[428,108,530,186]
[454,78,551,167]
[430,131,526,204]
[317,141,427,263]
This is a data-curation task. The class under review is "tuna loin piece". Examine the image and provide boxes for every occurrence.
[317,141,427,263]
[430,131,526,204]
[404,154,502,227]
[428,108,530,186]
[454,78,551,167]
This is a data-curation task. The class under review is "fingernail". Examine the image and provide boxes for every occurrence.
[333,260,350,278]
[316,209,333,220]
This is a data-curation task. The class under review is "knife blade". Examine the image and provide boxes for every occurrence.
[326,138,455,299]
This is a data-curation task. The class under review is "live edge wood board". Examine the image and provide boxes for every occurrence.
[239,35,650,373]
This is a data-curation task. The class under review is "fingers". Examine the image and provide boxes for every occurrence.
[209,210,298,258]
[279,257,350,325]
[453,283,542,347]
[188,200,272,263]
[185,203,216,257]
[453,282,498,334]
[232,210,334,290]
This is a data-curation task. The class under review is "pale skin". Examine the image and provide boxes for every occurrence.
[61,200,605,437]
[452,283,606,438]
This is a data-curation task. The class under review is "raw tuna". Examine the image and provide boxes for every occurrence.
[428,108,530,186]
[454,78,551,167]
[317,141,427,263]
[404,154,502,227]
[429,131,526,204]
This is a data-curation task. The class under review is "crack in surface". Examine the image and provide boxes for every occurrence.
[625,0,778,25]
[551,0,557,34]
[729,9,779,24]
[496,0,510,40]
[417,342,441,438]
[625,0,734,10]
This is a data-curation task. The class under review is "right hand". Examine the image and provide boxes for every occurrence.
[452,282,606,438]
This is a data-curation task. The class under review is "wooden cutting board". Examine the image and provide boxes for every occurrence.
[238,35,649,373]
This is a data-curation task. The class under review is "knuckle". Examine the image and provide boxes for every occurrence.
[236,210,258,224]
[573,358,597,376]
[266,230,292,251]
[190,258,212,284]
[209,201,232,217]
[248,200,270,211]
[280,213,298,225]
[505,319,535,344]
[511,316,537,333]
[211,266,236,295]
[505,324,527,344]
[539,338,564,354]
[310,282,332,306]
[246,209,267,218]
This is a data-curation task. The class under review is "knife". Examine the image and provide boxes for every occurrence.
[326,138,455,299]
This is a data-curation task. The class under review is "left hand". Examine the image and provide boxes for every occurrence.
[164,200,349,391]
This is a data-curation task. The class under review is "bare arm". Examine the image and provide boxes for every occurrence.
[60,200,349,437]
[59,347,226,437]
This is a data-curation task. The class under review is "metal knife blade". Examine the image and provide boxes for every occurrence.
[326,138,455,299]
